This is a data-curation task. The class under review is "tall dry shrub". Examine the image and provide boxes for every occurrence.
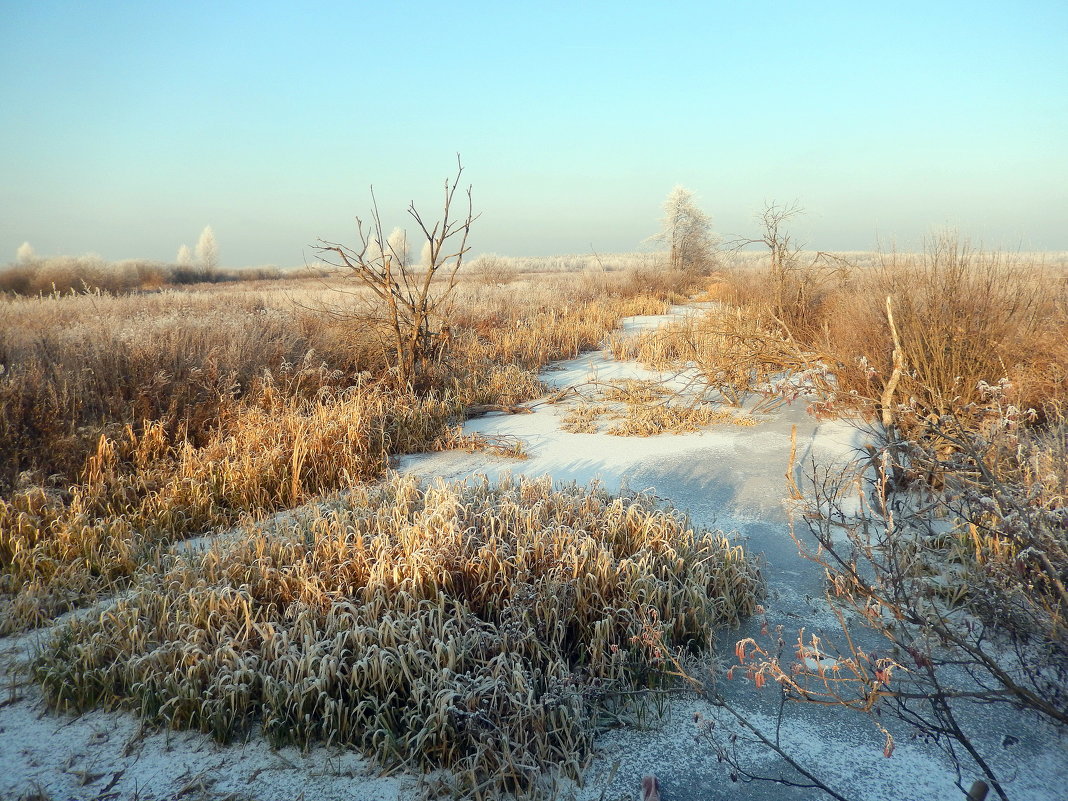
[821,237,1053,424]
[717,235,1066,428]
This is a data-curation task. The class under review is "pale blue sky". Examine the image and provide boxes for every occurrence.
[1,1,1065,266]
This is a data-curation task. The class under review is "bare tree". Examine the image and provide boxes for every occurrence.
[728,202,849,334]
[312,156,476,390]
[649,186,716,272]
[712,398,1068,801]
[176,244,193,266]
[757,201,804,285]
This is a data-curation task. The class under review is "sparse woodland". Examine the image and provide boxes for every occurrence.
[1,179,1067,800]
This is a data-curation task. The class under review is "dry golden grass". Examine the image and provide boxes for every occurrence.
[34,474,762,798]
[0,381,461,633]
[0,272,672,492]
[560,402,609,434]
[0,270,681,635]
[606,405,757,436]
[713,237,1068,426]
[560,380,757,436]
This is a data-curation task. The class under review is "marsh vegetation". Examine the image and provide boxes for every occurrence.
[2,211,1067,799]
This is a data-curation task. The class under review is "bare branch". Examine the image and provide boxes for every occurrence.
[309,158,476,389]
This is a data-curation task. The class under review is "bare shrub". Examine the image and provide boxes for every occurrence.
[717,399,1068,800]
[470,253,514,286]
[313,157,476,390]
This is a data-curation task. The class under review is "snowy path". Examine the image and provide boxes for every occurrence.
[2,304,1065,801]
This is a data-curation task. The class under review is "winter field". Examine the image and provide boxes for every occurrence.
[1,241,1067,801]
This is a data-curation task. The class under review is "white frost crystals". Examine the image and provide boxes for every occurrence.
[647,185,717,272]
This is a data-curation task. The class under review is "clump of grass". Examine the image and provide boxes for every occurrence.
[451,362,545,408]
[561,402,612,433]
[0,382,462,634]
[34,474,762,798]
[602,379,670,405]
[606,404,756,436]
[560,381,756,437]
[432,426,529,459]
[608,327,692,368]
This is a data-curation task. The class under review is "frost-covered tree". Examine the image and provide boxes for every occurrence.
[363,228,412,270]
[16,241,36,263]
[195,226,218,273]
[650,186,716,271]
[176,244,193,266]
[386,226,410,267]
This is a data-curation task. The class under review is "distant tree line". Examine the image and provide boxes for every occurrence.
[1,226,304,296]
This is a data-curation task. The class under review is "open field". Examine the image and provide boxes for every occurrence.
[1,247,1067,800]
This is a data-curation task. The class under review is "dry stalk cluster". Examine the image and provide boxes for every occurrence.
[607,311,821,413]
[0,268,683,635]
[0,380,461,634]
[34,474,762,798]
[710,403,1068,801]
[560,380,757,436]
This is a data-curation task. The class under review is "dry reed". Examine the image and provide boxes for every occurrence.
[0,270,680,634]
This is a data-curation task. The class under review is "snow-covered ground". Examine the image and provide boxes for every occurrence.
[2,304,1065,800]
